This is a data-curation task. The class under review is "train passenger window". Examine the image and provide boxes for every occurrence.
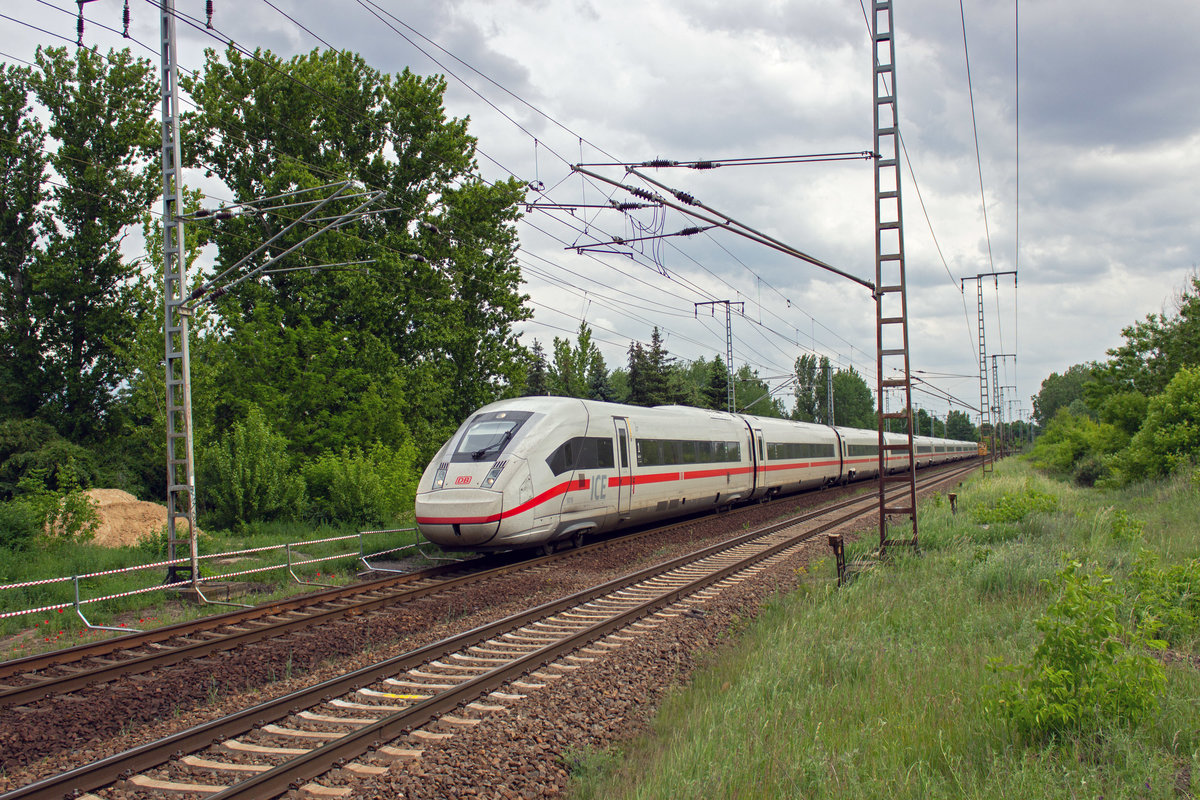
[680,441,696,464]
[546,436,615,476]
[618,431,628,468]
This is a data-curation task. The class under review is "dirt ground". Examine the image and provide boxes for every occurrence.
[85,489,198,547]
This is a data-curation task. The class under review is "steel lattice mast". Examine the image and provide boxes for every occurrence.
[872,0,918,551]
[160,0,199,586]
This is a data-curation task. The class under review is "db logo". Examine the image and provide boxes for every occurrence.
[454,475,473,485]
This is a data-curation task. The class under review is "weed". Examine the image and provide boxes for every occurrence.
[987,558,1166,741]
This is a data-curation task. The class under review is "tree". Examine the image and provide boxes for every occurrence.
[704,357,730,411]
[832,367,874,428]
[523,340,549,396]
[0,64,47,423]
[945,409,977,441]
[1033,363,1095,426]
[27,47,160,440]
[626,327,675,406]
[549,321,603,399]
[736,365,787,418]
[181,47,528,454]
[792,354,831,423]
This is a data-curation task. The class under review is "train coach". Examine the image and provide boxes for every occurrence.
[415,397,976,553]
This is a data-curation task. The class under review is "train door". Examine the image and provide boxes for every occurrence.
[753,427,765,495]
[613,417,631,519]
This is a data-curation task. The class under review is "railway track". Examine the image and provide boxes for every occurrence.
[0,463,967,709]
[1,463,972,800]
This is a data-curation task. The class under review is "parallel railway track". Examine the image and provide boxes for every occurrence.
[1,462,973,800]
[0,463,968,709]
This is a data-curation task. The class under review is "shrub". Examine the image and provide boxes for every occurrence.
[1029,408,1126,479]
[988,559,1165,741]
[303,441,418,525]
[200,405,306,530]
[1111,366,1200,484]
[1129,550,1200,646]
[0,462,98,548]
[970,482,1059,524]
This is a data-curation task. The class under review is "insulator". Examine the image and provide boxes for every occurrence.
[628,186,660,203]
[194,208,211,218]
[76,13,85,47]
[610,202,646,212]
[674,191,698,206]
[122,0,131,37]
[691,161,718,170]
[421,221,442,235]
[678,226,703,236]
[527,180,545,192]
[214,210,233,220]
[206,0,214,29]
[642,159,676,168]
[611,236,626,246]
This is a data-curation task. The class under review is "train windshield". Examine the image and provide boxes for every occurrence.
[453,410,533,462]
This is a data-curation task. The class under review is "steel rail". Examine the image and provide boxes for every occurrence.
[0,460,972,707]
[1,462,974,800]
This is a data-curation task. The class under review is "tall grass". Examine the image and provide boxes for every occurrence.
[0,519,423,654]
[569,460,1200,799]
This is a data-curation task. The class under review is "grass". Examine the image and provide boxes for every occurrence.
[568,459,1200,799]
[0,517,427,657]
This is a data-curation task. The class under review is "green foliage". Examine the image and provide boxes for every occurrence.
[1129,549,1200,646]
[0,462,98,549]
[1110,365,1200,484]
[549,321,608,400]
[182,47,530,450]
[970,482,1059,524]
[988,560,1165,741]
[735,364,787,418]
[25,46,160,440]
[1032,363,1096,426]
[303,442,418,525]
[831,367,875,428]
[626,327,675,406]
[0,418,96,500]
[0,62,48,423]
[200,406,306,530]
[944,408,977,441]
[1029,408,1126,482]
[792,354,831,423]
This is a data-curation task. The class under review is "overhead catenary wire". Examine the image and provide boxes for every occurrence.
[12,3,978,417]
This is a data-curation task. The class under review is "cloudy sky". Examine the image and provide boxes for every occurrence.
[4,0,1198,426]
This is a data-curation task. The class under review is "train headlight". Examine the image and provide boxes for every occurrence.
[433,462,448,489]
[482,459,507,488]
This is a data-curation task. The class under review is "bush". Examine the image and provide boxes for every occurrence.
[303,441,418,526]
[988,559,1165,741]
[200,405,306,530]
[1129,550,1200,646]
[0,462,98,548]
[1111,366,1200,484]
[0,418,97,501]
[1029,408,1126,479]
[969,482,1059,524]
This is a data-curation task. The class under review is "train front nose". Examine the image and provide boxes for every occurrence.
[415,487,504,547]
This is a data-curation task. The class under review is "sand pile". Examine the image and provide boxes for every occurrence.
[84,489,199,547]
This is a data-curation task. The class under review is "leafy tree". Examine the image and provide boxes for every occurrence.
[0,64,47,422]
[181,47,529,454]
[27,47,160,440]
[1029,408,1126,483]
[736,365,787,418]
[944,409,976,441]
[1032,363,1095,426]
[200,405,306,530]
[832,367,874,428]
[1112,366,1200,483]
[792,354,831,423]
[1085,274,1200,408]
[549,321,602,399]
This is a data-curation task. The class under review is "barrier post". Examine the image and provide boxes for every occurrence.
[74,575,143,634]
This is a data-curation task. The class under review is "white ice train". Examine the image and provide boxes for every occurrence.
[415,397,976,552]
